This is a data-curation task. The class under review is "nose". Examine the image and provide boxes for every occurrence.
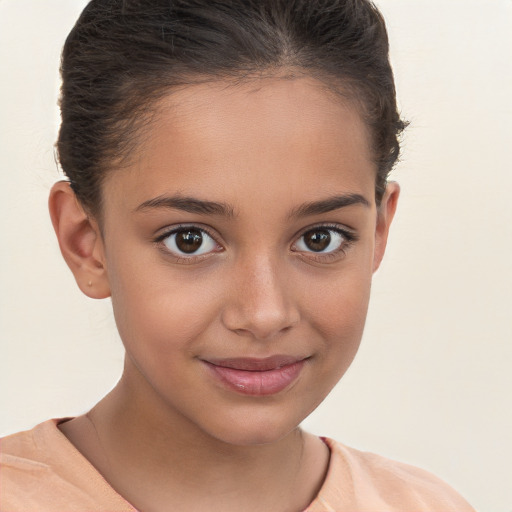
[221,255,300,341]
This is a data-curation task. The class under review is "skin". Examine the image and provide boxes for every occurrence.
[50,76,399,512]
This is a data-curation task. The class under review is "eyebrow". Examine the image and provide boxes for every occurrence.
[288,193,370,218]
[134,192,370,218]
[135,195,235,217]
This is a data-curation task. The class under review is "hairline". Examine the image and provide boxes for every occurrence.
[85,67,378,227]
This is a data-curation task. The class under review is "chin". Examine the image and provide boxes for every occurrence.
[211,425,299,447]
[198,406,309,447]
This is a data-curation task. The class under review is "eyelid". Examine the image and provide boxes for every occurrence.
[291,223,358,260]
[294,222,358,243]
[154,223,224,260]
[155,223,213,239]
[153,222,357,264]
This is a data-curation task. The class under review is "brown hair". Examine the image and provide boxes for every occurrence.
[58,0,406,215]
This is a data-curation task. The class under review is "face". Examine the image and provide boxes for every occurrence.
[94,77,397,445]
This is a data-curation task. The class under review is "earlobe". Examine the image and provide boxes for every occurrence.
[373,181,400,273]
[48,181,111,299]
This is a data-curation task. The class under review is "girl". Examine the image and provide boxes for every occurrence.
[1,1,477,511]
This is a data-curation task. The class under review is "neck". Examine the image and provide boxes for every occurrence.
[61,364,329,512]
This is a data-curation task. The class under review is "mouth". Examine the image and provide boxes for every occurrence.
[201,355,308,396]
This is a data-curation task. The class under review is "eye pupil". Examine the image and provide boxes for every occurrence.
[176,230,203,253]
[304,230,331,252]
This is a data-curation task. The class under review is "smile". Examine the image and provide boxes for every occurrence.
[202,356,308,396]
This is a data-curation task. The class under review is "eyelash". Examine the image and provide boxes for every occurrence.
[292,224,358,263]
[154,223,358,264]
[154,224,223,264]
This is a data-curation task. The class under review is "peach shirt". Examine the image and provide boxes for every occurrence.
[0,419,475,512]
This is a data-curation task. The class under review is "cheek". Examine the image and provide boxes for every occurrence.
[304,260,373,374]
[306,251,373,330]
[318,281,370,341]
[106,250,221,361]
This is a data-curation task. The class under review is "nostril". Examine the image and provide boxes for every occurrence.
[229,322,295,340]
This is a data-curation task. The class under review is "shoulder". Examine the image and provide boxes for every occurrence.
[0,419,56,472]
[0,419,135,512]
[1,420,63,511]
[307,438,476,512]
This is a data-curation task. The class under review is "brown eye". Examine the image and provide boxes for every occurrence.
[294,228,347,254]
[175,230,203,253]
[303,230,331,252]
[163,228,218,256]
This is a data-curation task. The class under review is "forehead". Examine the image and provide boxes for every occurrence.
[103,76,376,214]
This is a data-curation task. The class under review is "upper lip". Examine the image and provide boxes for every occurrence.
[203,355,307,372]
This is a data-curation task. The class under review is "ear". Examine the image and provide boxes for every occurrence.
[373,181,400,273]
[48,181,111,299]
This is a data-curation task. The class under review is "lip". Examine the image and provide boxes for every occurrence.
[202,356,308,396]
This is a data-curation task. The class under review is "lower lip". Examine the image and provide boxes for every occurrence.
[203,360,306,396]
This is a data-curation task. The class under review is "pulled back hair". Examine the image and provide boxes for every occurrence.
[58,0,406,216]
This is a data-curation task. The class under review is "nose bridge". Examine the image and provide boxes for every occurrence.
[221,250,299,340]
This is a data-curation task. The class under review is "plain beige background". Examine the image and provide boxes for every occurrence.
[0,1,511,510]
